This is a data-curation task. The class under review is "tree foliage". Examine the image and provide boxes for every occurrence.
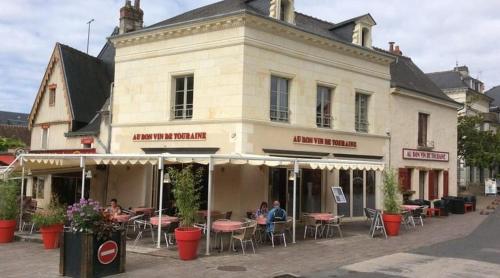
[382,169,401,214]
[0,137,25,152]
[0,180,19,220]
[458,115,500,169]
[167,166,203,228]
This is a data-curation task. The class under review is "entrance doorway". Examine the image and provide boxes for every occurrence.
[269,168,322,216]
[419,171,426,199]
[337,169,376,218]
[52,173,90,205]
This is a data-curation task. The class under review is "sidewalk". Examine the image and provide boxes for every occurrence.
[1,196,495,278]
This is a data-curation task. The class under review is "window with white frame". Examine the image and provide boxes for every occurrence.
[316,86,332,128]
[172,76,194,120]
[270,76,289,122]
[41,128,48,149]
[355,93,369,132]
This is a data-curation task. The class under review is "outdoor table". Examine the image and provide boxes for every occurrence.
[308,213,334,221]
[212,220,243,252]
[132,207,155,215]
[150,216,179,226]
[256,216,267,225]
[256,216,267,244]
[112,214,130,224]
[197,210,221,217]
[401,205,421,211]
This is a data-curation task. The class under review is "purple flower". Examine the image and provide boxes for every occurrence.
[80,212,85,217]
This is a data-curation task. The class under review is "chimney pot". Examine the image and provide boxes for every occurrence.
[134,0,140,9]
[389,42,395,52]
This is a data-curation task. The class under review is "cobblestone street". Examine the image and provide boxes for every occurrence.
[0,197,495,278]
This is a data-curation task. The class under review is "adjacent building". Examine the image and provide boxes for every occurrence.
[23,0,459,218]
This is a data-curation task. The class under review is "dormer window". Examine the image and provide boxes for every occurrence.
[361,28,370,47]
[349,14,376,48]
[270,0,295,24]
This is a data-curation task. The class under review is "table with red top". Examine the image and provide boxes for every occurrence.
[256,216,267,225]
[197,210,222,217]
[150,216,179,226]
[112,214,130,223]
[132,207,155,215]
[401,205,421,211]
[308,213,334,221]
[212,220,243,252]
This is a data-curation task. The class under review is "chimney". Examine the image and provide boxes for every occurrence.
[394,45,402,55]
[388,42,395,53]
[119,0,144,34]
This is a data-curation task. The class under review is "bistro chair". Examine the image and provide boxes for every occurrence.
[194,213,207,234]
[21,209,36,234]
[163,221,179,248]
[364,208,376,226]
[304,215,322,240]
[133,218,155,246]
[323,215,344,238]
[411,206,425,227]
[125,214,144,237]
[225,211,233,220]
[231,222,257,255]
[269,221,287,248]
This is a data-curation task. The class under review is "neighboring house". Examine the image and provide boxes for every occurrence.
[23,0,459,217]
[427,66,496,187]
[26,34,116,206]
[0,111,30,166]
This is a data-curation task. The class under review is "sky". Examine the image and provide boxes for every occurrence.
[1,0,499,113]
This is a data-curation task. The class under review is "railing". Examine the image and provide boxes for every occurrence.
[172,104,193,120]
[0,156,20,180]
[355,120,369,133]
[270,106,289,122]
[316,113,332,128]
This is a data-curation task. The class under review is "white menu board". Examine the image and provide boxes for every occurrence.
[331,186,347,204]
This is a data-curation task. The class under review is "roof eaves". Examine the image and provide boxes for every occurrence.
[57,44,75,123]
[393,84,461,107]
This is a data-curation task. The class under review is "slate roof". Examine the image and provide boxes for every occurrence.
[426,70,468,90]
[374,48,457,104]
[486,86,500,107]
[58,44,112,131]
[0,111,28,126]
[142,0,374,47]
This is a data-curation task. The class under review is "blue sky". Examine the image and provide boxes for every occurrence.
[1,0,499,113]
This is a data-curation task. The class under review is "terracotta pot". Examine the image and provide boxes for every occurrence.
[382,213,402,236]
[0,220,17,243]
[40,224,64,249]
[175,227,202,260]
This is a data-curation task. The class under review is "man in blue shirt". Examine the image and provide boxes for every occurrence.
[267,200,287,233]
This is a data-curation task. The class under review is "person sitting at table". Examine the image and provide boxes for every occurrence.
[266,200,287,232]
[106,198,122,217]
[255,201,269,218]
[167,200,179,216]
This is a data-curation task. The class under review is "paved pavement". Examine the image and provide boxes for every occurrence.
[0,196,497,278]
[309,198,500,278]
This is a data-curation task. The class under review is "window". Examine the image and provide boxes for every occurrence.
[41,128,48,149]
[173,76,194,120]
[35,177,45,199]
[270,76,289,122]
[280,2,286,21]
[49,88,56,106]
[418,113,429,147]
[355,93,369,132]
[361,28,369,47]
[316,86,332,128]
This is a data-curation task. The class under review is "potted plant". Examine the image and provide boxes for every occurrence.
[32,196,65,249]
[0,180,19,243]
[382,169,402,236]
[60,199,125,278]
[402,190,416,203]
[168,166,203,260]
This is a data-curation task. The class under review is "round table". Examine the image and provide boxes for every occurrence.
[198,210,221,217]
[256,216,267,225]
[133,207,155,215]
[112,214,130,223]
[212,221,242,232]
[308,213,334,221]
[150,216,178,226]
[401,205,421,211]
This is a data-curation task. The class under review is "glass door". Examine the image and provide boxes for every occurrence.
[301,169,322,213]
[352,170,364,217]
[338,170,351,217]
[337,169,377,218]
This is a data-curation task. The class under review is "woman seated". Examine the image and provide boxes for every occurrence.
[106,198,122,217]
[255,201,269,218]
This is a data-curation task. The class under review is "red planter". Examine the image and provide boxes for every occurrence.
[175,227,202,260]
[382,213,402,236]
[0,220,17,243]
[40,224,63,249]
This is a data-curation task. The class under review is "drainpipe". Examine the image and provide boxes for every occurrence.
[107,82,114,154]
[386,131,391,169]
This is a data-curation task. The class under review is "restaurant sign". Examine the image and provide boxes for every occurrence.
[132,132,207,142]
[402,148,449,162]
[293,135,357,148]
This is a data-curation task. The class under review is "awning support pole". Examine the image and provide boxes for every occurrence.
[205,157,214,256]
[18,159,25,232]
[293,160,298,244]
[80,157,85,200]
[157,157,164,249]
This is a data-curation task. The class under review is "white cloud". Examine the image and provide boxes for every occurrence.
[1,0,499,113]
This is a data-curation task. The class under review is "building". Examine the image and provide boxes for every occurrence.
[427,66,497,187]
[21,0,458,219]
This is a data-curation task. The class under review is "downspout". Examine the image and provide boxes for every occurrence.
[107,82,114,154]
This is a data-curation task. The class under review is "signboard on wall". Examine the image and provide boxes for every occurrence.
[132,132,207,142]
[330,186,347,204]
[402,148,449,162]
[293,135,357,149]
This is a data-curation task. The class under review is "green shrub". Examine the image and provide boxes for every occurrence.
[0,180,19,220]
[32,196,66,227]
[167,166,203,228]
[382,169,401,214]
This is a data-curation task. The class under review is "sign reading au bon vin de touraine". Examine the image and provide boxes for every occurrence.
[402,148,449,162]
[132,132,207,142]
[293,135,357,148]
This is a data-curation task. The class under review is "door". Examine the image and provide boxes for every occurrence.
[337,169,376,218]
[338,170,351,217]
[419,171,426,199]
[352,170,364,217]
[428,170,438,200]
[301,169,321,213]
[269,168,304,217]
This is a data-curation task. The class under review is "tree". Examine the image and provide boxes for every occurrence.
[457,115,499,170]
[0,137,25,152]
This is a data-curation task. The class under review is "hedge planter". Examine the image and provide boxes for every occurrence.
[0,220,16,243]
[382,213,402,236]
[40,224,63,249]
[60,230,126,278]
[175,227,202,260]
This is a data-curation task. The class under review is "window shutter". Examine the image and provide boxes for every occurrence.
[398,168,411,191]
[443,171,449,197]
[428,170,436,200]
